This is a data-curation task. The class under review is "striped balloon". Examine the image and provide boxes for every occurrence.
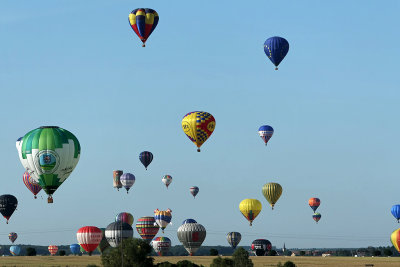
[152,236,171,256]
[258,125,274,146]
[154,209,172,233]
[77,226,103,256]
[136,216,159,242]
[139,151,153,170]
[262,182,282,210]
[312,213,321,224]
[116,212,134,226]
[129,9,159,47]
[23,171,42,199]
[190,186,199,198]
[120,173,135,193]
[113,170,123,191]
[8,232,17,243]
[391,228,400,253]
[227,232,241,249]
[48,245,58,256]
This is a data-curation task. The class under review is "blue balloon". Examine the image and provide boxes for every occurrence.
[70,244,81,255]
[258,125,274,146]
[264,37,289,70]
[182,219,197,225]
[139,151,153,170]
[10,245,21,256]
[391,205,400,222]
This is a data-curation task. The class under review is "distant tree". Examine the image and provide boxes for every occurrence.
[59,250,66,256]
[384,248,393,256]
[26,247,36,256]
[101,238,154,267]
[87,265,100,267]
[210,256,234,267]
[268,250,277,256]
[283,261,296,267]
[373,250,381,257]
[232,247,253,267]
[210,248,219,256]
[156,262,176,267]
[176,260,203,267]
[299,251,305,256]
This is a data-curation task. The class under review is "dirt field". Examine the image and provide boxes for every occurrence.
[0,255,399,267]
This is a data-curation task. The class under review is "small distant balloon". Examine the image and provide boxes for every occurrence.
[391,205,400,223]
[227,232,241,249]
[113,170,123,191]
[264,36,289,70]
[0,194,18,224]
[239,199,262,226]
[116,212,134,226]
[129,9,159,47]
[182,111,215,152]
[136,216,159,243]
[120,173,135,193]
[258,125,274,146]
[162,175,172,189]
[23,171,42,199]
[70,244,80,255]
[139,151,153,170]
[309,198,320,212]
[312,213,321,224]
[48,245,58,256]
[262,182,282,210]
[190,186,199,198]
[10,245,21,256]
[154,209,172,233]
[8,232,17,243]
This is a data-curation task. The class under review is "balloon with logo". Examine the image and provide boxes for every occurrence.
[139,151,153,170]
[162,175,172,189]
[129,9,159,47]
[262,182,282,210]
[96,228,110,254]
[10,245,21,256]
[113,170,123,191]
[120,173,135,193]
[152,236,171,256]
[182,111,216,152]
[48,245,58,256]
[391,205,400,223]
[227,232,241,249]
[70,244,80,255]
[309,198,320,212]
[391,228,400,253]
[136,216,159,242]
[23,171,42,199]
[16,126,81,203]
[154,209,172,233]
[77,226,103,256]
[105,221,133,248]
[312,213,321,224]
[239,199,262,226]
[258,125,274,146]
[190,186,199,198]
[264,36,289,70]
[8,232,17,243]
[116,212,134,226]
[177,221,206,256]
[0,194,18,224]
[251,239,272,256]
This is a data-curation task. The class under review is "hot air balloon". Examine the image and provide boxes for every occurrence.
[264,37,289,70]
[190,186,199,198]
[262,182,282,210]
[183,219,197,224]
[120,173,135,193]
[105,221,133,248]
[77,226,103,256]
[23,171,42,199]
[8,232,17,243]
[152,236,172,256]
[113,170,123,191]
[239,199,262,226]
[139,151,153,170]
[16,126,80,203]
[161,175,172,189]
[227,232,241,249]
[96,228,110,254]
[258,125,274,146]
[70,244,81,255]
[116,212,134,226]
[0,194,18,224]
[182,111,216,152]
[48,245,58,256]
[313,213,321,224]
[177,221,206,256]
[391,205,400,223]
[391,228,400,253]
[251,239,272,256]
[136,216,159,243]
[309,198,320,212]
[129,9,159,47]
[10,245,21,256]
[154,209,172,233]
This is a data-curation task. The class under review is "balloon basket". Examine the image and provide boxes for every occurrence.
[142,44,146,47]
[48,196,53,203]
[34,196,37,199]
[275,67,278,70]
[197,148,200,152]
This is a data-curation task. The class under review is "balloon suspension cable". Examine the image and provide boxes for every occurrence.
[48,195,53,203]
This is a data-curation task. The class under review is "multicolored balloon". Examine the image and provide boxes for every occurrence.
[16,126,81,203]
[182,111,216,152]
[152,236,171,256]
[48,245,58,256]
[96,228,110,254]
[264,36,289,70]
[136,216,159,243]
[154,209,172,233]
[227,232,241,249]
[8,232,17,243]
[77,226,103,256]
[162,175,172,189]
[70,244,80,255]
[139,151,153,170]
[129,8,159,47]
[262,182,282,210]
[312,213,321,224]
[0,194,18,224]
[391,205,400,223]
[116,212,134,226]
[391,228,400,253]
[258,125,274,146]
[190,186,199,198]
[23,171,42,199]
[105,221,133,248]
[10,245,21,256]
[120,173,135,193]
[251,239,272,256]
[177,222,206,256]
[113,170,123,191]
[309,198,320,212]
[239,199,262,226]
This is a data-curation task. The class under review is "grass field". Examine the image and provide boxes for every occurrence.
[0,255,399,267]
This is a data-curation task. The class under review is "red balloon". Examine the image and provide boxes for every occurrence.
[48,245,58,255]
[77,226,103,255]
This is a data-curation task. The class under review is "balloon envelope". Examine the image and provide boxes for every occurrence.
[177,222,206,256]
[70,244,80,255]
[10,245,21,256]
[251,239,272,256]
[227,232,241,249]
[48,245,58,255]
[239,199,262,226]
[154,209,172,232]
[129,8,159,47]
[120,173,135,193]
[113,170,123,190]
[391,205,400,222]
[182,219,197,224]
[313,213,321,223]
[309,198,321,212]
[139,151,153,170]
[116,212,134,226]
[152,236,171,256]
[23,171,42,199]
[262,182,282,209]
[77,226,103,255]
[136,216,159,243]
[96,228,110,254]
[8,232,17,243]
[105,222,133,247]
[391,228,400,253]
[162,175,172,188]
[264,36,289,69]
[0,194,18,223]
[190,186,199,198]
[182,111,215,152]
[258,125,274,146]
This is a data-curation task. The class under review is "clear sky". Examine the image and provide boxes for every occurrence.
[1,0,400,249]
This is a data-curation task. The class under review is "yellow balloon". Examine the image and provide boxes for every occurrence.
[182,111,216,152]
[262,182,283,210]
[239,199,262,226]
[391,228,400,252]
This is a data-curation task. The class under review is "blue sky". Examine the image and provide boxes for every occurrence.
[1,0,400,249]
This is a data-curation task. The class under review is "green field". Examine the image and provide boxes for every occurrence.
[0,256,399,267]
